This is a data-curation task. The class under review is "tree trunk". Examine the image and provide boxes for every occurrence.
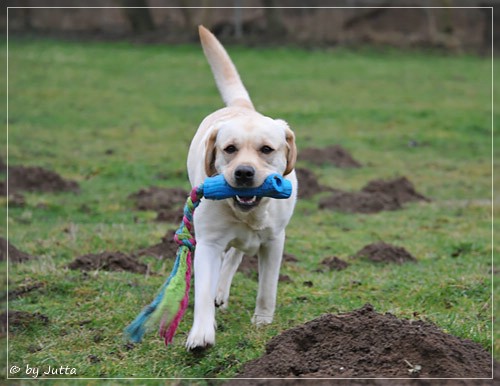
[119,0,155,33]
[261,0,286,37]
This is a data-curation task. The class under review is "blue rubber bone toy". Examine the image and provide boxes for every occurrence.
[203,173,292,200]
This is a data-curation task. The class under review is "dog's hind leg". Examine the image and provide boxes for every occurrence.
[252,231,285,326]
[215,247,244,309]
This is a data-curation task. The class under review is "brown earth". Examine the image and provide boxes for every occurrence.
[0,165,79,195]
[129,186,188,211]
[319,176,428,214]
[319,256,350,271]
[238,253,299,279]
[155,208,184,223]
[320,190,401,214]
[362,177,430,204]
[1,310,50,337]
[8,278,46,300]
[67,252,148,274]
[295,167,337,199]
[129,186,188,223]
[7,192,26,207]
[67,230,182,274]
[353,242,417,264]
[0,238,37,263]
[132,230,179,260]
[300,145,362,168]
[234,304,493,380]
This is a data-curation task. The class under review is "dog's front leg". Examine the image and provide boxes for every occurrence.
[186,241,224,350]
[252,231,285,326]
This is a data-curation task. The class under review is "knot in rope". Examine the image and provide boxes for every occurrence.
[173,184,204,251]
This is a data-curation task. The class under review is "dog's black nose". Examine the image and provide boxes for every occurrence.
[234,165,255,186]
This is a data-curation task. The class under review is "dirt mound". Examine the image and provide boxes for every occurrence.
[235,304,492,379]
[300,145,362,168]
[319,256,350,271]
[319,176,428,214]
[0,238,37,263]
[238,253,298,278]
[155,208,184,223]
[362,177,430,203]
[129,186,188,223]
[295,167,336,199]
[320,191,401,213]
[67,252,147,274]
[68,231,182,274]
[129,186,188,211]
[132,230,179,259]
[1,165,79,195]
[353,242,417,264]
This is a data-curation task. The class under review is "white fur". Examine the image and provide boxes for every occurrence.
[185,26,297,350]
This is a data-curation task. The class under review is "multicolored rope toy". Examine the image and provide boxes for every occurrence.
[124,173,292,346]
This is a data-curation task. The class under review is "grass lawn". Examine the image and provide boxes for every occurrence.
[2,37,497,379]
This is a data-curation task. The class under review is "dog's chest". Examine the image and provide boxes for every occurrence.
[227,226,273,256]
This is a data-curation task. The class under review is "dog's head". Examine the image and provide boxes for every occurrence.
[204,114,296,211]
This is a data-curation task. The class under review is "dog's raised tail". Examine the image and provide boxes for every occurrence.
[199,25,254,110]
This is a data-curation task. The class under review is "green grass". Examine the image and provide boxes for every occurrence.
[2,38,496,380]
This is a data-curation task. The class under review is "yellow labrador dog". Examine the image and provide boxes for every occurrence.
[185,26,297,350]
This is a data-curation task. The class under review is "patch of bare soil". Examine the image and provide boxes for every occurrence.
[238,253,298,279]
[353,242,417,264]
[68,231,182,274]
[132,230,179,259]
[234,304,493,380]
[0,165,79,195]
[67,252,147,274]
[295,167,337,199]
[155,208,184,223]
[319,256,350,271]
[362,177,430,204]
[129,186,187,211]
[129,186,188,222]
[0,238,37,263]
[320,190,401,213]
[9,278,46,300]
[7,192,26,207]
[319,176,428,214]
[1,310,50,336]
[300,145,362,168]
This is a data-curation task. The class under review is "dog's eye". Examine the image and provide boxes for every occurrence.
[260,145,274,154]
[224,145,237,154]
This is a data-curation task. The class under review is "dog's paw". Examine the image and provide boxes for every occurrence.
[251,314,274,326]
[185,325,215,351]
[214,291,229,310]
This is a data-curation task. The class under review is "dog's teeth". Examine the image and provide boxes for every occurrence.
[236,195,257,204]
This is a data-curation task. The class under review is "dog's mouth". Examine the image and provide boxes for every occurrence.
[233,195,262,211]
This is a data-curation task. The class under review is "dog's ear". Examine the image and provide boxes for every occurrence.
[284,127,297,175]
[275,120,297,176]
[204,129,219,177]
